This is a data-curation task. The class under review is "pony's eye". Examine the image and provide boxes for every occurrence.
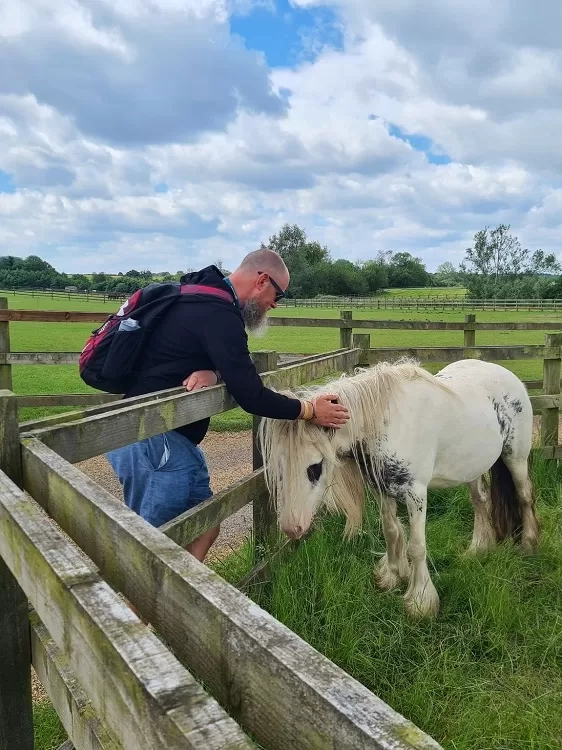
[307,461,323,483]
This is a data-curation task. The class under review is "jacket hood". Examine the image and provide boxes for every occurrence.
[179,265,226,287]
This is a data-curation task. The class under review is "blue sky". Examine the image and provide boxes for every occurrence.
[230,0,343,67]
[0,0,560,273]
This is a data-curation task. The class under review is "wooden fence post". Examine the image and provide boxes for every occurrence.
[541,334,562,449]
[0,390,34,750]
[352,333,371,367]
[0,298,13,390]
[252,352,279,561]
[464,314,476,349]
[340,310,353,349]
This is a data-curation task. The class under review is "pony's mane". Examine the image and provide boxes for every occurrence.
[258,358,454,532]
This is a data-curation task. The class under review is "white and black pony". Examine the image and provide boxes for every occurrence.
[258,358,539,618]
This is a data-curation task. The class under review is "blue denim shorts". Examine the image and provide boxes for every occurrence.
[106,430,212,528]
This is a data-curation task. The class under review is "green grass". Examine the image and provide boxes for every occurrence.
[212,456,562,750]
[381,286,467,298]
[33,701,67,749]
[3,293,561,427]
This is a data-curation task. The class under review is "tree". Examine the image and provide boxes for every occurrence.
[459,224,560,298]
[433,262,459,287]
[358,259,388,293]
[386,252,430,288]
[264,223,330,273]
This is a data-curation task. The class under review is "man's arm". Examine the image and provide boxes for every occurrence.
[199,309,302,420]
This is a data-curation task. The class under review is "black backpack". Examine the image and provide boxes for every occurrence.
[79,281,234,393]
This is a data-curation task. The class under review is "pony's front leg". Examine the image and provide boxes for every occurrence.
[374,495,410,591]
[403,485,439,618]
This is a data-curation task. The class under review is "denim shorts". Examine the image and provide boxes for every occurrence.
[105,430,212,528]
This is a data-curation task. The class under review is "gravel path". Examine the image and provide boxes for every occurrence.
[76,429,255,561]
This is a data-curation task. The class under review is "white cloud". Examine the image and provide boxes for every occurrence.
[1,0,562,273]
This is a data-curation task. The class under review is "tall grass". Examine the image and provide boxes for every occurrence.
[212,456,562,750]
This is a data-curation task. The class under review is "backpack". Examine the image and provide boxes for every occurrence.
[78,281,234,394]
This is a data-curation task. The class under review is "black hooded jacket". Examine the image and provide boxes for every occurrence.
[124,265,302,444]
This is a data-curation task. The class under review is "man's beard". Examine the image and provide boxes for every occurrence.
[241,298,269,338]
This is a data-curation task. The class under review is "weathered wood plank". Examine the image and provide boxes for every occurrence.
[0,389,33,750]
[252,352,279,566]
[19,386,180,432]
[463,314,476,348]
[0,297,12,389]
[352,333,371,366]
[21,349,360,464]
[30,613,120,750]
[22,439,442,750]
[22,385,237,463]
[17,393,121,408]
[0,310,108,322]
[161,469,266,547]
[535,444,562,460]
[3,307,562,330]
[264,347,359,391]
[530,394,562,413]
[540,334,562,447]
[270,318,562,331]
[0,467,253,750]
[8,352,80,365]
[340,310,353,349]
[523,380,546,390]
[368,345,558,364]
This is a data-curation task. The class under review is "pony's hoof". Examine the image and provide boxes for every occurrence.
[465,538,495,556]
[374,557,401,591]
[403,585,440,619]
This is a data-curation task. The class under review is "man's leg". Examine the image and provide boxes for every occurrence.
[186,526,220,562]
[184,441,219,562]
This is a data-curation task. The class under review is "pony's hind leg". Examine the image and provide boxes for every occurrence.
[503,454,540,554]
[402,484,440,618]
[467,475,496,554]
[374,495,410,591]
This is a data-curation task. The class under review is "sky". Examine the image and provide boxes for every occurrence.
[1,0,562,275]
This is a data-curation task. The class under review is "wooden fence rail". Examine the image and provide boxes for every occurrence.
[0,340,444,748]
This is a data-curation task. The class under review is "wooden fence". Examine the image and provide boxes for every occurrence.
[3,286,562,310]
[278,296,562,311]
[0,340,449,749]
[2,304,562,452]
[2,299,562,747]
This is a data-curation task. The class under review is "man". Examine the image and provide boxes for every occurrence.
[106,248,349,563]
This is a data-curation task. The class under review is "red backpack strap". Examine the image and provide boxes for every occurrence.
[180,284,234,303]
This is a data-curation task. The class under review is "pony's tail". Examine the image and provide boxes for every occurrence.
[490,456,523,543]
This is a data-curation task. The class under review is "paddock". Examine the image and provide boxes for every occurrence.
[1,300,562,749]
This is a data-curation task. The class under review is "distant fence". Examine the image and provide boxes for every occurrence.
[3,286,562,311]
[279,296,562,310]
[0,287,127,303]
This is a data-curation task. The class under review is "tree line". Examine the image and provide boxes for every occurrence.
[1,223,560,299]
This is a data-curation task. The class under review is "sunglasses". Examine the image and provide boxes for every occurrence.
[259,270,286,302]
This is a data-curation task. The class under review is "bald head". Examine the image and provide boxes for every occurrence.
[236,248,289,279]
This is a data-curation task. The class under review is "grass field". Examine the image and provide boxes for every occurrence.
[213,456,562,750]
[3,292,560,427]
[381,286,467,298]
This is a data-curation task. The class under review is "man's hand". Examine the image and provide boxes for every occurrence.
[311,393,350,429]
[183,370,219,392]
